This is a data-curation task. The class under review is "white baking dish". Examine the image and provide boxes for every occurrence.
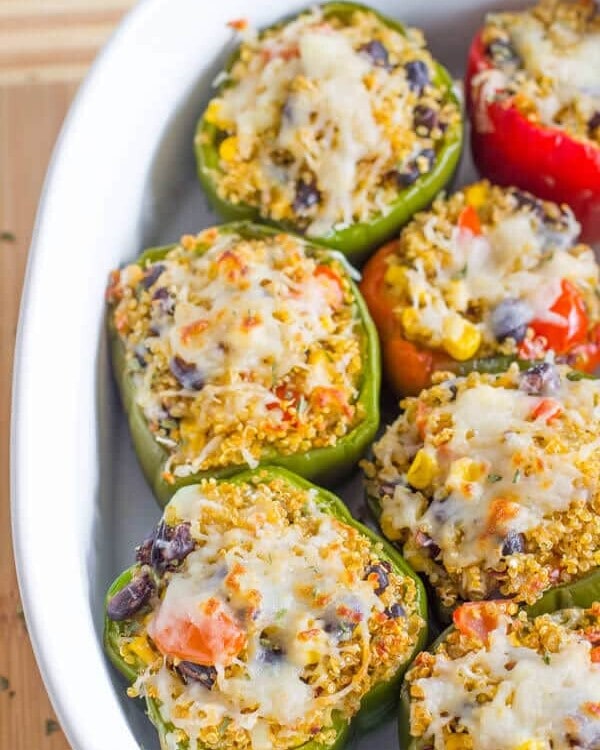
[12,1,531,748]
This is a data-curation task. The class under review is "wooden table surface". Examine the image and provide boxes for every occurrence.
[0,3,135,748]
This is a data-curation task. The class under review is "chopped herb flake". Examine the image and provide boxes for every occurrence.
[0,231,16,243]
[512,469,521,484]
[487,473,502,483]
[0,676,9,692]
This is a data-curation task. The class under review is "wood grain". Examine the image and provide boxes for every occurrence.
[0,3,134,748]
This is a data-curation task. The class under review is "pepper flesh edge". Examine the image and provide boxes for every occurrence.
[108,221,381,506]
[103,467,429,748]
[194,1,463,265]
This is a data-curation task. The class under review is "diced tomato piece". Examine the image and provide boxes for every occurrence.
[457,205,482,236]
[529,398,562,424]
[584,701,600,716]
[528,280,589,355]
[591,647,600,663]
[314,265,344,309]
[151,601,245,667]
[453,601,512,643]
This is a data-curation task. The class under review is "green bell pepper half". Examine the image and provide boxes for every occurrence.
[108,221,380,507]
[397,591,600,750]
[365,365,598,625]
[194,2,463,265]
[103,467,429,749]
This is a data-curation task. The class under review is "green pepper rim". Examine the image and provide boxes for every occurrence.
[103,466,429,749]
[108,220,380,506]
[194,1,463,265]
[364,362,599,624]
[397,596,600,750]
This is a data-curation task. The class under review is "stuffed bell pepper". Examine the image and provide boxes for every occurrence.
[360,182,600,396]
[195,2,462,263]
[466,0,600,243]
[400,601,600,750]
[104,468,428,750]
[106,222,380,505]
[363,361,600,617]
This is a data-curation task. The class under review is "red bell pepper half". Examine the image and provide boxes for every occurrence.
[465,31,600,244]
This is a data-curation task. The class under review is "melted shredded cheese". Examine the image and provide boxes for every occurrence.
[126,477,422,750]
[413,611,600,750]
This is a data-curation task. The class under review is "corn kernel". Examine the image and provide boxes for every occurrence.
[401,307,421,338]
[384,264,407,291]
[407,449,438,489]
[204,99,232,129]
[445,734,474,750]
[515,741,548,750]
[381,513,403,541]
[464,182,488,208]
[219,136,239,162]
[204,99,222,125]
[447,457,485,491]
[126,636,156,666]
[441,315,481,361]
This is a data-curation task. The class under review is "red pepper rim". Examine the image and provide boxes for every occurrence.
[467,30,600,151]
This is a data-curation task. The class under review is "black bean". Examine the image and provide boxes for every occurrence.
[384,603,406,619]
[490,298,531,343]
[415,530,441,559]
[589,111,600,135]
[364,561,391,595]
[413,105,438,133]
[135,533,155,565]
[359,40,390,68]
[419,148,436,169]
[395,163,420,188]
[324,617,358,641]
[512,189,545,219]
[176,662,217,689]
[152,286,175,314]
[485,38,520,66]
[396,149,435,188]
[169,357,205,390]
[404,59,429,92]
[151,522,195,574]
[501,531,526,556]
[259,631,285,663]
[519,362,561,396]
[293,179,320,215]
[142,264,165,290]
[107,573,155,621]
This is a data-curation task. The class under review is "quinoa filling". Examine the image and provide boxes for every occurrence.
[479,0,600,144]
[108,476,423,750]
[378,182,599,363]
[363,363,600,608]
[406,605,600,750]
[199,6,460,236]
[107,229,365,480]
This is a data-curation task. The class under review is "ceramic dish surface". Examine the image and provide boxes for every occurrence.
[11,1,581,750]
